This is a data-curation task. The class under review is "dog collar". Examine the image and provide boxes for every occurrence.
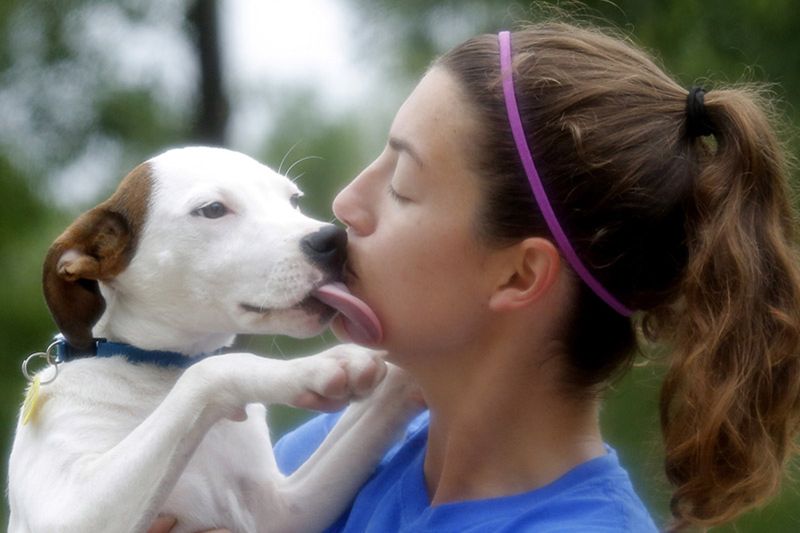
[52,336,221,369]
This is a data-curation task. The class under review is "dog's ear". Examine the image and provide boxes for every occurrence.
[43,210,135,349]
[42,163,153,350]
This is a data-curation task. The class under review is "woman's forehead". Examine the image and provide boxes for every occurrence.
[390,68,479,162]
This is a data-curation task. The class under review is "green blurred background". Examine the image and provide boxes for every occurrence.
[1,0,798,530]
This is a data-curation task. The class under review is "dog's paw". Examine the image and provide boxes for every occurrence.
[289,345,387,411]
[318,344,388,397]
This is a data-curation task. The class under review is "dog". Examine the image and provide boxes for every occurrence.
[7,147,419,533]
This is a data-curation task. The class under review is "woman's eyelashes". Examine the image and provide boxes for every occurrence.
[387,182,412,203]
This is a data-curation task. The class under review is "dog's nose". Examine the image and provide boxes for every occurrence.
[301,225,347,273]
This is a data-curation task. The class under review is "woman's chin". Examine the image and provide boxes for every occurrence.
[330,314,352,343]
[330,313,386,348]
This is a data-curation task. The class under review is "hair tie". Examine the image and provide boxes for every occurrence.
[497,31,632,317]
[685,86,714,138]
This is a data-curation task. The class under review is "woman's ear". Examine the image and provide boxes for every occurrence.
[489,237,561,311]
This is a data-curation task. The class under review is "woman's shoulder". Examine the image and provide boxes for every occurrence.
[513,447,658,532]
[415,447,658,533]
[273,411,344,475]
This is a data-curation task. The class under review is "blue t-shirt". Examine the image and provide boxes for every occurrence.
[274,411,658,532]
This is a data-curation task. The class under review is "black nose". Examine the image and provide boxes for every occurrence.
[300,225,347,273]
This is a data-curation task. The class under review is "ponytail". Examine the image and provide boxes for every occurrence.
[657,86,800,529]
[439,21,800,529]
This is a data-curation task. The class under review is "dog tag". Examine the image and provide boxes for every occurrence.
[21,376,41,425]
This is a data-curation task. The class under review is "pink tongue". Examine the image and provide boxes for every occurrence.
[312,282,383,345]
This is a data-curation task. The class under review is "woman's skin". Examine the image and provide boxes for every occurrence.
[147,516,229,533]
[332,67,606,505]
[155,66,606,532]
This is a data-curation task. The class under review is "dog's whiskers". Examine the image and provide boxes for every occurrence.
[278,140,302,175]
[269,337,287,358]
[286,156,323,180]
[257,293,272,312]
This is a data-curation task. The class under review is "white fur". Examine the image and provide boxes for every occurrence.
[8,147,417,533]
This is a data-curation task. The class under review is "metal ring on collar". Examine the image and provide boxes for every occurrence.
[21,339,61,384]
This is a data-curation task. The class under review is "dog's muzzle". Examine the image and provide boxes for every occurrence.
[298,225,383,345]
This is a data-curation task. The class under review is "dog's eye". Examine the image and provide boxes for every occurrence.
[290,193,302,209]
[191,202,229,219]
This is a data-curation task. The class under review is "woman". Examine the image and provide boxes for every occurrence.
[156,20,800,532]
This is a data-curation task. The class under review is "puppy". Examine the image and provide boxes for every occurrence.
[7,147,418,533]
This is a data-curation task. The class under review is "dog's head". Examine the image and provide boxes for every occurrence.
[44,147,350,351]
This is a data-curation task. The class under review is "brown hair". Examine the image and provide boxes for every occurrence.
[437,21,800,530]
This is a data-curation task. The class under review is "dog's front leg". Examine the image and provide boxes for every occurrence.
[15,353,367,533]
[267,363,424,533]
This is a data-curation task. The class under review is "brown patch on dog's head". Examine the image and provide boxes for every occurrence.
[43,163,154,349]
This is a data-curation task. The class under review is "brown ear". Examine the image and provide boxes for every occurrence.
[43,209,136,349]
[42,162,153,350]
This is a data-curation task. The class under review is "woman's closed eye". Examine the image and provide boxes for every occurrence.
[387,183,412,203]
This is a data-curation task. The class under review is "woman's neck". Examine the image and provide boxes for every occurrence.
[415,340,606,506]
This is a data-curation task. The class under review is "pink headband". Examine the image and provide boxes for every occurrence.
[498,31,632,316]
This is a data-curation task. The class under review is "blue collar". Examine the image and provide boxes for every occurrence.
[52,336,221,369]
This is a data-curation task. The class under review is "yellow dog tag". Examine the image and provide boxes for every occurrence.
[22,376,41,425]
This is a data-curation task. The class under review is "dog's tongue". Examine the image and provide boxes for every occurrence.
[313,282,383,345]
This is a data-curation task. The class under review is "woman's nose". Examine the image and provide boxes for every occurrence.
[332,173,375,236]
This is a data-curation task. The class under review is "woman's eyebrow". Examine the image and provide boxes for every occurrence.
[388,136,424,168]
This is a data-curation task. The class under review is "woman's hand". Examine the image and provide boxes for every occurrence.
[147,516,177,533]
[147,516,230,533]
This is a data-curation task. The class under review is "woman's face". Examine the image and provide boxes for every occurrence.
[333,68,499,361]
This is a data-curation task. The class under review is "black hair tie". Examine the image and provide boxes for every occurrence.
[685,86,715,138]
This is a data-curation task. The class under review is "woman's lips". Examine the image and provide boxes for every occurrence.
[344,261,359,281]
